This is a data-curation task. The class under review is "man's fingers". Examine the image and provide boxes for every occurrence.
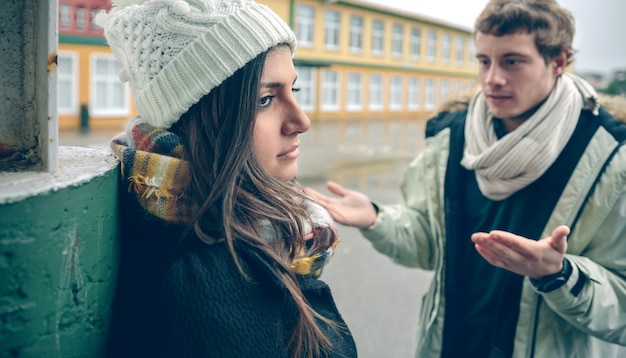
[326,181,347,197]
[552,225,570,239]
[550,225,570,253]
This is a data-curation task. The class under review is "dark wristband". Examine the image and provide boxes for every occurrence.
[530,258,572,293]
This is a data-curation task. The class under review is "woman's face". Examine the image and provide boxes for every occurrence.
[253,46,310,181]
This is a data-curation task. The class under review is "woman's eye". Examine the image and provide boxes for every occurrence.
[259,95,274,108]
[292,87,301,93]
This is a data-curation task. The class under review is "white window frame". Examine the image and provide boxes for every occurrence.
[391,23,404,58]
[324,10,340,50]
[440,79,450,104]
[371,19,384,56]
[60,3,71,28]
[442,33,451,64]
[389,76,403,111]
[91,7,101,31]
[346,72,363,112]
[75,6,86,30]
[455,80,464,93]
[296,5,315,47]
[410,27,421,61]
[295,66,317,113]
[349,15,363,53]
[456,36,465,66]
[90,54,130,117]
[408,77,420,111]
[427,30,437,63]
[368,74,384,111]
[425,78,435,110]
[321,69,340,112]
[57,52,78,115]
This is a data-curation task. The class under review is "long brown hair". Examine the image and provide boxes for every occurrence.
[171,45,335,358]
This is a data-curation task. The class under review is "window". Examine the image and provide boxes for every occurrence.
[324,10,340,50]
[427,30,437,62]
[408,77,420,110]
[92,8,101,31]
[368,74,384,111]
[440,79,450,104]
[425,78,435,110]
[60,3,71,28]
[455,80,464,92]
[391,23,404,58]
[57,53,78,115]
[349,15,363,53]
[346,72,363,111]
[442,33,451,64]
[371,19,384,56]
[410,27,421,60]
[91,55,130,116]
[321,69,340,111]
[469,39,476,66]
[75,6,86,30]
[296,5,314,47]
[456,36,465,66]
[389,76,403,111]
[295,66,316,112]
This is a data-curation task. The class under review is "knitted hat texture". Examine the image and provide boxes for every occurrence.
[96,0,297,128]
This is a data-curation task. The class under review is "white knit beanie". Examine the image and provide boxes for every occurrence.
[95,0,297,129]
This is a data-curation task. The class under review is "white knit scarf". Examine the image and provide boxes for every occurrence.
[461,73,598,201]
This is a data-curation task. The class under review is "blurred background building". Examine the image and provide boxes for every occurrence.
[57,0,478,133]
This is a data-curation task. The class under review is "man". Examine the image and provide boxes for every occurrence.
[307,0,626,357]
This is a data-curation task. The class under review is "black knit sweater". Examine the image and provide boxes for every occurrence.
[107,210,357,358]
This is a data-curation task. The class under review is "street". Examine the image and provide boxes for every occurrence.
[297,119,433,358]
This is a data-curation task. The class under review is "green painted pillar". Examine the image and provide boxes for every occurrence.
[0,147,120,357]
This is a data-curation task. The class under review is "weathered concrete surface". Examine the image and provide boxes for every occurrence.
[0,146,120,357]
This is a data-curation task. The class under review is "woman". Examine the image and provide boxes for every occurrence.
[97,0,357,357]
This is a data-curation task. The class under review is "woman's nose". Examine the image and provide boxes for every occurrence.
[282,97,311,135]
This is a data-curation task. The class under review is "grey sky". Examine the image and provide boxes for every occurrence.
[363,0,626,75]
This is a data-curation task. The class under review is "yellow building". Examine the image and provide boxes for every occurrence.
[266,0,478,121]
[57,0,477,132]
[57,0,133,131]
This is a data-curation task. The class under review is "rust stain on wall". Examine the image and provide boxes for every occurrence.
[47,52,57,75]
[0,142,17,160]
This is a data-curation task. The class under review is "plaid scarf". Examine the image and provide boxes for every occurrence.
[111,116,193,223]
[111,116,339,277]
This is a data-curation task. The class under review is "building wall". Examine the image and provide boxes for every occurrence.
[58,0,133,132]
[0,147,120,357]
[58,38,133,131]
[270,0,477,121]
[56,0,478,131]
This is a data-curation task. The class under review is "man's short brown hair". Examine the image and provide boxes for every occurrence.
[475,0,575,64]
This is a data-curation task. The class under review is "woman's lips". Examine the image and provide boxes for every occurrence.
[278,145,299,159]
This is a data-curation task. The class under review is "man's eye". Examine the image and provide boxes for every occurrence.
[260,96,274,108]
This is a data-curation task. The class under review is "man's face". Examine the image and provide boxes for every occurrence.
[475,31,564,122]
